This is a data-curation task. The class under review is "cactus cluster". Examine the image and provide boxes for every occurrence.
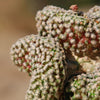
[67,69,100,100]
[10,5,100,100]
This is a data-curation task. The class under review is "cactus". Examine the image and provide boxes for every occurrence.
[36,5,100,72]
[74,5,100,72]
[84,6,100,55]
[66,69,100,100]
[10,35,35,75]
[36,5,100,57]
[25,37,66,100]
[10,34,68,76]
[85,5,100,19]
[10,5,100,100]
[72,54,100,72]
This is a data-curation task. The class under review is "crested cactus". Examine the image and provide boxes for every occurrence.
[66,69,100,100]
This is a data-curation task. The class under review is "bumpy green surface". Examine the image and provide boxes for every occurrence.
[67,69,100,100]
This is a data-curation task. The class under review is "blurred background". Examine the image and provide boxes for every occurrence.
[0,0,100,100]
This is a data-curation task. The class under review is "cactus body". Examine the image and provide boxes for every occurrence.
[25,37,66,100]
[67,69,100,100]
